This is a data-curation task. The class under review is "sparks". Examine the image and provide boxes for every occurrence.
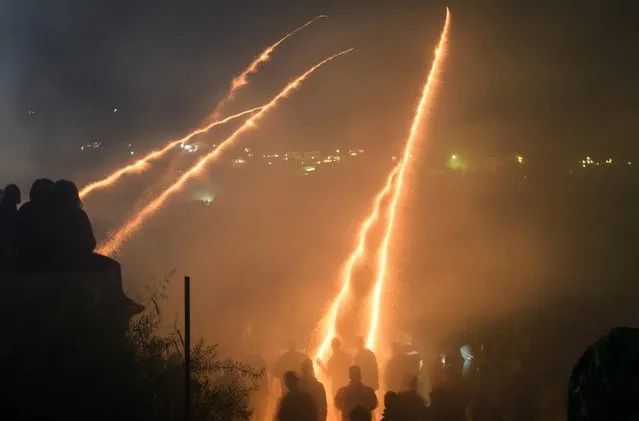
[97,49,353,256]
[314,164,399,364]
[207,15,327,120]
[78,106,263,199]
[366,8,451,351]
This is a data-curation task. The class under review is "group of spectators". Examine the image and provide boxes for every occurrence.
[269,336,463,421]
[0,179,116,275]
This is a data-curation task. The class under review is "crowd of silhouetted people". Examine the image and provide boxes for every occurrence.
[0,179,122,276]
[265,336,465,421]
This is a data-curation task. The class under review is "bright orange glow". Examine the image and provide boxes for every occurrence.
[313,164,399,364]
[208,15,327,120]
[366,8,451,351]
[97,49,353,256]
[78,106,263,199]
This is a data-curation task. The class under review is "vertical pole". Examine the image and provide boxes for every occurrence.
[184,276,191,421]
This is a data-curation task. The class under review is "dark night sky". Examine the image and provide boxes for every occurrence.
[1,0,638,180]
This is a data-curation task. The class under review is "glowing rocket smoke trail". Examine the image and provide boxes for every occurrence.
[366,8,451,351]
[208,15,327,120]
[97,49,353,256]
[314,164,399,363]
[78,106,263,199]
[81,16,326,200]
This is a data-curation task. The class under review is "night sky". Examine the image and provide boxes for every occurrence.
[1,0,638,181]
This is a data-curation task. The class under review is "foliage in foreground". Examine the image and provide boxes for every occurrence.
[127,308,263,421]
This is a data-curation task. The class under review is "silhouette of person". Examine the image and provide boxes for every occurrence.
[381,392,398,421]
[353,336,379,390]
[0,184,21,271]
[317,337,352,393]
[276,371,317,421]
[16,178,54,273]
[429,384,465,421]
[567,326,639,421]
[385,342,422,393]
[47,180,97,272]
[299,359,328,421]
[384,343,405,393]
[395,376,428,421]
[349,405,372,421]
[335,365,378,421]
[274,341,312,392]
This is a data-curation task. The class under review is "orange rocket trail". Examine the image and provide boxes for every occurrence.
[208,15,327,120]
[78,106,263,200]
[314,164,399,364]
[366,8,451,351]
[97,48,353,256]
[80,16,326,200]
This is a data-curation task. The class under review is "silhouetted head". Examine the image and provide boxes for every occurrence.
[331,337,342,352]
[284,371,298,391]
[407,376,419,392]
[567,327,639,421]
[49,180,82,209]
[29,178,54,202]
[349,365,362,383]
[355,336,365,350]
[301,359,315,379]
[1,184,21,207]
[349,405,371,421]
[383,391,397,409]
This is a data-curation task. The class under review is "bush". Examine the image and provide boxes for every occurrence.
[127,308,263,421]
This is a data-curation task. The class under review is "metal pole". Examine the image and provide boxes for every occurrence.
[184,276,191,421]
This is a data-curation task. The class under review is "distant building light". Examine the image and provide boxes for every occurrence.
[113,108,118,113]
[447,154,466,172]
[268,161,272,165]
[336,149,340,154]
[516,155,524,164]
[303,166,316,172]
[628,161,632,166]
[197,193,215,205]
[130,151,134,156]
